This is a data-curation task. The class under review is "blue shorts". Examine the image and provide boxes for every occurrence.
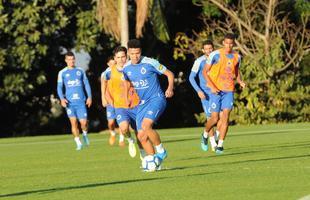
[115,107,138,130]
[209,91,234,113]
[201,89,211,117]
[201,98,211,118]
[136,97,167,131]
[66,104,87,120]
[106,105,116,120]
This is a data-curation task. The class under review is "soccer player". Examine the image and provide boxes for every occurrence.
[123,39,174,163]
[57,51,92,150]
[202,33,246,154]
[189,40,220,151]
[101,56,126,147]
[101,46,140,158]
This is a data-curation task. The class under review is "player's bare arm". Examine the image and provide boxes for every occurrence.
[236,68,246,89]
[101,78,109,107]
[163,69,174,98]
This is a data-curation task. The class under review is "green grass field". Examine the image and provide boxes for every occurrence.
[1,123,310,200]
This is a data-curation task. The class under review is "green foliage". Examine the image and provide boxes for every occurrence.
[149,0,170,43]
[176,1,310,124]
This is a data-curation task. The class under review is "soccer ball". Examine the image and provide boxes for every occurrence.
[142,155,160,172]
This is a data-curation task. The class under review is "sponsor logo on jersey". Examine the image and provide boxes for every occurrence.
[141,67,146,74]
[67,79,81,87]
[72,93,80,100]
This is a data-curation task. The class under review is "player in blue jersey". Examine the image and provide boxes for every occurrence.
[203,33,246,154]
[57,51,92,150]
[189,40,221,151]
[101,56,126,147]
[123,39,174,164]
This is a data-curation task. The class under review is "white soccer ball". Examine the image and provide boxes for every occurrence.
[142,155,160,172]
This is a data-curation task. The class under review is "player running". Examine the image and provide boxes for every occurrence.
[123,39,174,164]
[57,51,92,150]
[203,33,246,154]
[101,56,126,147]
[101,46,142,158]
[189,40,221,152]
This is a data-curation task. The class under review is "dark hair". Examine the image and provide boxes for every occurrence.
[113,46,127,55]
[107,56,114,62]
[65,51,75,57]
[127,39,141,49]
[224,33,236,40]
[202,40,213,47]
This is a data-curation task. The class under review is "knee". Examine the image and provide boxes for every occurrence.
[137,131,148,143]
[141,123,152,132]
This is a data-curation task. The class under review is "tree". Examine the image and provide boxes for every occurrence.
[175,0,310,124]
[96,0,170,46]
[0,0,106,136]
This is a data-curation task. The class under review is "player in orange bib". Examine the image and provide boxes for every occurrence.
[203,33,246,154]
[101,46,143,158]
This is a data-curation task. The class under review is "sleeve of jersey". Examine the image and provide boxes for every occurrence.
[101,68,111,81]
[148,58,167,74]
[206,52,218,67]
[189,60,202,93]
[57,71,65,99]
[82,71,92,99]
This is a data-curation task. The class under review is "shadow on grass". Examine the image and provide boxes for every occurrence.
[0,171,222,198]
[176,141,310,161]
[174,154,310,171]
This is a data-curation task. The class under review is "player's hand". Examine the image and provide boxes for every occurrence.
[197,91,206,99]
[211,87,220,94]
[102,98,108,107]
[239,81,246,89]
[86,98,92,108]
[165,88,174,98]
[60,99,68,107]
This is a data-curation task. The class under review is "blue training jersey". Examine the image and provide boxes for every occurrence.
[123,56,166,103]
[57,67,92,105]
[189,55,209,93]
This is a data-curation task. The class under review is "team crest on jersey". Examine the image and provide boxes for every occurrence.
[141,67,146,74]
[67,109,72,114]
[65,73,70,77]
[117,115,122,120]
[76,71,81,76]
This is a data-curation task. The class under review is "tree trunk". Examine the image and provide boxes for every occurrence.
[120,0,129,47]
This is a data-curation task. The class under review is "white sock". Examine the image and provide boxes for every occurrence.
[119,134,124,142]
[155,143,165,154]
[203,130,208,138]
[110,131,116,136]
[209,136,217,148]
[215,130,220,140]
[127,137,134,143]
[218,139,224,147]
[74,137,82,146]
[82,130,87,136]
